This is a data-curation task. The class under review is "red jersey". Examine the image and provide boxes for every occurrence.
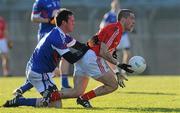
[91,22,123,56]
[0,17,6,39]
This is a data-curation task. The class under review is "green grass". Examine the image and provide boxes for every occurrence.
[0,75,180,113]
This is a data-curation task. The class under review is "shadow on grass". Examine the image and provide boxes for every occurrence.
[62,107,180,113]
[120,91,177,95]
[99,107,180,112]
[63,107,180,112]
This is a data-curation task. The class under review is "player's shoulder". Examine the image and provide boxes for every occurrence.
[100,22,120,34]
[51,28,66,42]
[34,0,44,4]
[104,22,117,29]
[35,0,45,2]
[103,11,110,18]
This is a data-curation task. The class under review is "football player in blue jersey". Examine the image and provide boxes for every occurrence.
[31,0,61,41]
[13,0,71,98]
[100,0,132,76]
[31,0,72,89]
[3,8,89,108]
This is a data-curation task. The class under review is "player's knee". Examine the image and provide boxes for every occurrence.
[110,81,118,92]
[49,100,62,108]
[50,91,61,102]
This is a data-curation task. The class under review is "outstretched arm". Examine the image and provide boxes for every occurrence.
[62,47,88,64]
[99,42,118,65]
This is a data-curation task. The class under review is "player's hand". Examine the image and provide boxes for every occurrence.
[52,67,60,78]
[48,17,55,25]
[87,35,99,48]
[112,50,117,59]
[116,72,128,88]
[7,40,13,49]
[117,63,134,73]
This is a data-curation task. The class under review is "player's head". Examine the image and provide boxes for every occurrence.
[111,0,120,12]
[55,8,74,33]
[118,9,135,32]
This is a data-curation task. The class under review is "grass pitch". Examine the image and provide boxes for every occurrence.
[0,75,180,113]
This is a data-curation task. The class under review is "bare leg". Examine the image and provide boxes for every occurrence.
[59,75,89,98]
[1,53,9,76]
[59,58,71,88]
[77,70,118,107]
[60,58,70,74]
[93,70,118,96]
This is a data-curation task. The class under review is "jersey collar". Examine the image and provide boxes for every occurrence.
[56,27,66,38]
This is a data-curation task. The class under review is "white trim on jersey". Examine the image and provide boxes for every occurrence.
[51,45,70,56]
[106,29,119,48]
[66,39,76,47]
[57,27,66,38]
[32,13,41,18]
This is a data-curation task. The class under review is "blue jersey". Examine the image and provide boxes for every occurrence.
[102,11,117,24]
[32,0,61,40]
[28,27,73,73]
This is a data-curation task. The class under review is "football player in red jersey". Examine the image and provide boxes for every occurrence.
[53,9,135,108]
[0,16,13,76]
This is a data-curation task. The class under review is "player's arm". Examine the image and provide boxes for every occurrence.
[63,40,89,64]
[99,42,129,88]
[65,35,89,52]
[31,1,54,24]
[62,49,88,64]
[53,45,88,64]
[31,14,49,23]
[99,42,133,73]
[31,13,54,24]
[99,42,118,65]
[99,13,109,29]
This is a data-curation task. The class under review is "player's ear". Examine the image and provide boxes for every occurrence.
[121,17,127,23]
[62,20,65,24]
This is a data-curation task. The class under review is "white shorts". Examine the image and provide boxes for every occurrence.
[117,33,130,49]
[74,50,110,79]
[0,38,8,53]
[26,69,55,93]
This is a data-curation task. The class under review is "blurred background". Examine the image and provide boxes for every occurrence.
[0,0,180,75]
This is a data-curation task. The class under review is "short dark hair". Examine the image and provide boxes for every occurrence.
[55,8,73,26]
[118,9,134,21]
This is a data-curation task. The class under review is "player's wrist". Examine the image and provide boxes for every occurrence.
[48,18,51,23]
[48,17,55,24]
[116,61,120,66]
[113,67,119,74]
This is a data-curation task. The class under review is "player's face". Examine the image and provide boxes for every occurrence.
[66,15,75,32]
[125,13,135,32]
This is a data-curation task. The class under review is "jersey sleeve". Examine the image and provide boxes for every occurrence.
[65,34,76,47]
[97,26,109,42]
[99,13,109,29]
[103,13,111,23]
[32,0,43,15]
[51,35,70,56]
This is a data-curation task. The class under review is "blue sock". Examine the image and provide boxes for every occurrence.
[20,81,33,93]
[61,74,70,88]
[16,98,37,106]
